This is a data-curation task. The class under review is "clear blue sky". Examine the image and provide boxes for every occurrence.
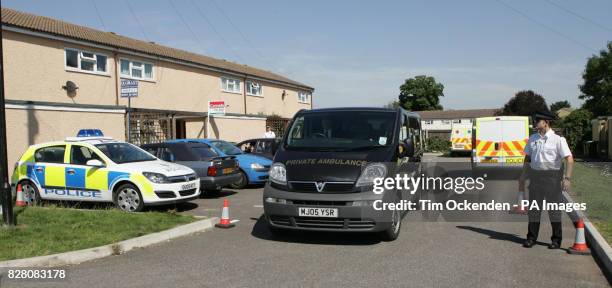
[4,0,612,110]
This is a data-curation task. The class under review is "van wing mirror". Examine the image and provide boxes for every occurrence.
[86,159,105,167]
[399,138,415,158]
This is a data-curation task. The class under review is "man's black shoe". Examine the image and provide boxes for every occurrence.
[523,239,535,248]
[548,242,560,249]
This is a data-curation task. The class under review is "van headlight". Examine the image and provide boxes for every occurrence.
[143,172,169,184]
[269,163,287,185]
[355,163,387,187]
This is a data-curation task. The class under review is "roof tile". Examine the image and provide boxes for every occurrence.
[1,7,312,90]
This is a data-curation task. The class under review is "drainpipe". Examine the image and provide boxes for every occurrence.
[113,51,120,106]
[243,75,248,115]
[310,89,314,109]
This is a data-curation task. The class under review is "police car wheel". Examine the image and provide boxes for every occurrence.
[21,181,41,206]
[114,184,144,212]
[229,171,248,189]
[380,208,401,241]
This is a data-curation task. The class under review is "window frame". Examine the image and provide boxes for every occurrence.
[221,77,242,94]
[119,58,156,82]
[64,47,110,76]
[245,80,263,97]
[298,91,311,103]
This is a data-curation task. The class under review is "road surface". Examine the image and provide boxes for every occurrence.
[2,154,609,287]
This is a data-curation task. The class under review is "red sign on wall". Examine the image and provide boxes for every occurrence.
[208,101,226,116]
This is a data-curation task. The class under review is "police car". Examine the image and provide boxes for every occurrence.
[11,136,200,212]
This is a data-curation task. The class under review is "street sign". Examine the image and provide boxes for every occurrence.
[208,100,226,116]
[120,79,138,98]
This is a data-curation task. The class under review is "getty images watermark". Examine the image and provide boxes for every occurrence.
[370,174,587,213]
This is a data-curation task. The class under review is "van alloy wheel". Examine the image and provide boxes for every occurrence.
[391,208,401,234]
[381,208,402,241]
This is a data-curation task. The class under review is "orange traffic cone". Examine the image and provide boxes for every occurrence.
[509,191,527,215]
[568,218,590,255]
[15,184,26,207]
[215,199,235,228]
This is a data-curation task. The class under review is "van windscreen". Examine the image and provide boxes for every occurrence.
[285,111,396,150]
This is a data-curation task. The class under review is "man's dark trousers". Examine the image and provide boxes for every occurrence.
[527,169,563,245]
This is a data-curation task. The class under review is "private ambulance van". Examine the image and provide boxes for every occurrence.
[11,137,200,212]
[472,116,529,171]
[263,107,423,241]
[450,120,473,154]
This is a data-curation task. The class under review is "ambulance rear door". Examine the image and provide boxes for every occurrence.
[500,117,528,168]
[474,117,502,167]
[451,121,472,152]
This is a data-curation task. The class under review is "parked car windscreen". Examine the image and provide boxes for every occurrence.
[95,143,157,164]
[285,111,396,150]
[210,141,243,155]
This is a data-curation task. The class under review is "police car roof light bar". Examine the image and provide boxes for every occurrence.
[65,136,114,142]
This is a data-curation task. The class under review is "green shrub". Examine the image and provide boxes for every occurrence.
[557,109,593,155]
[425,137,451,152]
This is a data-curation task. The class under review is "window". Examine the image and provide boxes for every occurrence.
[143,147,159,157]
[35,146,66,163]
[159,148,176,162]
[453,119,462,124]
[246,81,263,96]
[298,91,310,103]
[424,120,433,125]
[399,116,408,141]
[442,120,451,124]
[210,141,243,156]
[70,146,103,165]
[119,59,155,80]
[285,111,396,149]
[221,77,241,93]
[95,143,156,164]
[190,146,218,159]
[65,48,108,73]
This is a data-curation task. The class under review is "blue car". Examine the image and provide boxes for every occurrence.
[170,139,271,189]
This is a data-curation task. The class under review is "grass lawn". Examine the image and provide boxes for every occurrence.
[571,162,612,244]
[0,206,196,261]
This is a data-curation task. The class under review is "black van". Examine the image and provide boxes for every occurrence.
[263,107,423,241]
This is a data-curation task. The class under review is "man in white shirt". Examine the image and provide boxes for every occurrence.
[263,126,276,139]
[519,110,573,249]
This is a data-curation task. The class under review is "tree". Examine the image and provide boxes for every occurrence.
[559,109,593,155]
[499,90,549,116]
[550,100,571,114]
[384,100,400,109]
[398,75,444,111]
[579,42,612,117]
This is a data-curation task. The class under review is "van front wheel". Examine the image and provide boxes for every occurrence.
[380,209,402,241]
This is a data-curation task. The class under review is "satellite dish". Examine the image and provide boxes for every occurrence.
[62,81,79,93]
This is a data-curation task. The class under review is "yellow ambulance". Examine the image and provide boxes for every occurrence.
[472,116,529,170]
[450,121,473,155]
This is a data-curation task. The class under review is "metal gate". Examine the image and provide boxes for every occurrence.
[266,116,290,138]
[127,111,173,145]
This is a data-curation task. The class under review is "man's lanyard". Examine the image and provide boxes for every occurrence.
[535,132,549,156]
